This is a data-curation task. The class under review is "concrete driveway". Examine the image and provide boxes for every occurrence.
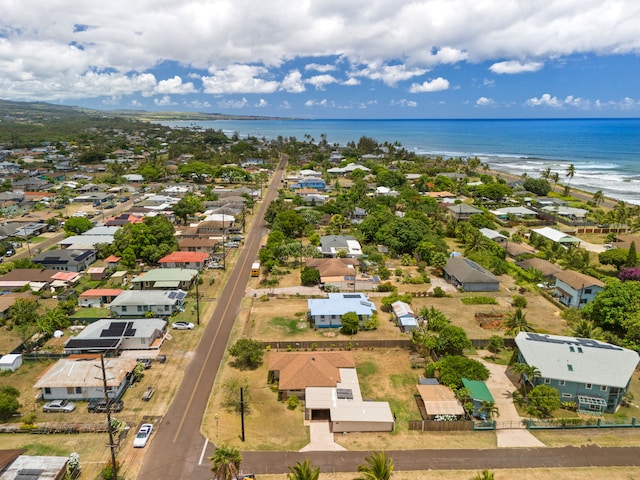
[473,353,545,448]
[300,421,346,452]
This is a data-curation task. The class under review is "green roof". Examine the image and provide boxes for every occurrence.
[131,268,197,283]
[462,378,494,403]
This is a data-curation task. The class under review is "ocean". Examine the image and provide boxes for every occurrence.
[160,118,640,205]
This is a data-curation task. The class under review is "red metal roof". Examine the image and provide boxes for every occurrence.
[158,251,210,263]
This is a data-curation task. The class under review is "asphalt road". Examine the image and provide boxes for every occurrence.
[136,157,286,480]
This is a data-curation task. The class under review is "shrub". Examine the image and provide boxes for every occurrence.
[287,395,300,410]
[461,296,498,305]
[376,282,397,293]
[430,286,448,298]
[511,295,528,308]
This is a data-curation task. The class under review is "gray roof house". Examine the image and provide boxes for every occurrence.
[442,257,500,292]
[446,203,482,221]
[553,269,605,309]
[109,290,186,317]
[64,318,167,354]
[319,235,363,258]
[515,332,639,413]
[31,249,96,272]
[131,268,198,290]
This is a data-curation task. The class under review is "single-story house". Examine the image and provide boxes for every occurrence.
[178,237,218,253]
[516,257,562,281]
[307,292,376,328]
[64,318,167,354]
[104,213,145,226]
[416,383,465,420]
[34,356,138,401]
[109,290,186,317]
[0,268,60,291]
[130,268,198,290]
[479,227,508,244]
[31,249,96,272]
[319,235,363,258]
[541,205,588,220]
[158,251,210,270]
[0,354,22,372]
[391,301,418,333]
[531,227,581,245]
[505,241,537,259]
[290,177,327,191]
[0,454,69,480]
[461,378,495,418]
[491,206,537,219]
[321,273,381,292]
[442,257,500,292]
[553,269,605,309]
[268,351,394,432]
[515,332,639,413]
[78,288,124,308]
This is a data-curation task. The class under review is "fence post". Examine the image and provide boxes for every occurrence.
[633,417,636,427]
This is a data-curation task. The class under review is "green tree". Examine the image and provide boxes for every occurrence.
[510,363,541,401]
[273,210,307,239]
[300,267,320,286]
[340,311,360,336]
[228,338,264,369]
[424,356,489,390]
[592,189,605,206]
[355,451,394,480]
[0,385,20,421]
[287,459,320,480]
[522,177,551,196]
[63,216,93,235]
[627,241,637,267]
[527,384,561,418]
[598,248,629,270]
[210,445,242,480]
[434,325,472,356]
[36,306,69,336]
[565,163,576,193]
[172,193,203,224]
[503,308,535,336]
[478,400,499,420]
[486,335,504,359]
[8,298,39,327]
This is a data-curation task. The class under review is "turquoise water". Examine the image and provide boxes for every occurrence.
[161,118,640,204]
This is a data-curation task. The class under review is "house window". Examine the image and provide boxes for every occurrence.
[586,383,592,390]
[544,378,551,384]
[164,305,170,311]
[584,288,592,294]
[44,387,51,395]
[561,393,573,398]
[66,387,74,394]
[558,380,566,386]
[600,385,608,392]
[75,387,82,394]
[122,306,127,312]
[137,306,143,312]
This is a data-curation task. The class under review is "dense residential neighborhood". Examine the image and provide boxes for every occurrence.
[1,103,640,478]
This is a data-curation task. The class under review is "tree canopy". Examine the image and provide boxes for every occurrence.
[228,338,265,369]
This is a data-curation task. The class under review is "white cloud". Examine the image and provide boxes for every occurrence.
[202,65,279,94]
[476,96,495,106]
[409,77,450,93]
[352,63,428,87]
[156,76,196,94]
[490,61,544,74]
[390,99,418,107]
[255,98,268,107]
[280,70,305,93]
[305,99,329,107]
[525,93,590,108]
[217,97,249,109]
[306,74,338,90]
[305,63,337,72]
[154,95,176,106]
[343,77,360,86]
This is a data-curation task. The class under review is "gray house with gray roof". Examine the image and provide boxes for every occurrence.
[515,332,639,413]
[442,256,500,292]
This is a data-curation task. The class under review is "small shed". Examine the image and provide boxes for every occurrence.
[0,353,23,371]
[88,266,107,281]
[110,270,127,285]
[462,378,494,418]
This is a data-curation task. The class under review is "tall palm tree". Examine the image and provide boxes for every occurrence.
[287,459,320,480]
[478,400,500,420]
[541,167,552,180]
[210,445,242,480]
[355,451,394,480]
[592,189,605,206]
[503,308,535,336]
[565,163,576,194]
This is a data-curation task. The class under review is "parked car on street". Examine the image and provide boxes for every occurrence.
[88,399,124,413]
[172,321,195,330]
[43,399,76,413]
[133,423,153,448]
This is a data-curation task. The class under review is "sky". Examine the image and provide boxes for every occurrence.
[1,0,640,119]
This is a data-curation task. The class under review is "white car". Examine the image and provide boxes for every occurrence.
[43,399,76,413]
[172,321,195,330]
[133,423,153,448]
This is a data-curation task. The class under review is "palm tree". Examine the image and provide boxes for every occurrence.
[210,445,242,480]
[473,470,496,480]
[569,319,605,340]
[503,308,535,336]
[592,189,605,206]
[565,163,576,194]
[510,362,541,400]
[541,167,552,180]
[287,459,320,480]
[550,171,560,191]
[478,400,499,420]
[355,451,394,480]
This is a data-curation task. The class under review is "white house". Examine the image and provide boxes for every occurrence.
[553,270,605,309]
[34,356,138,401]
[307,293,376,328]
[110,290,186,317]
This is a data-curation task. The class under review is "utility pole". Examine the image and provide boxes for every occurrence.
[99,355,119,480]
[195,273,200,325]
[240,387,245,442]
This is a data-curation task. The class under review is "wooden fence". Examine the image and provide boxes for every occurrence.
[408,420,473,432]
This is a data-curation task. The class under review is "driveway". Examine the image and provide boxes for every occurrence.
[299,421,346,452]
[473,353,545,448]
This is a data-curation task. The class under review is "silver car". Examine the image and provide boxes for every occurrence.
[43,399,76,413]
[133,423,154,448]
